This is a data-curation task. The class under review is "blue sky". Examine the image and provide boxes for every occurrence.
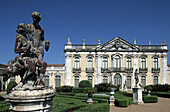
[0,0,170,64]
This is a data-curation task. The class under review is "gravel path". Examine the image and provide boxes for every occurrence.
[110,97,170,112]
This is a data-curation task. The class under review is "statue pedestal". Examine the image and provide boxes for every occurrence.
[132,87,143,104]
[4,88,55,112]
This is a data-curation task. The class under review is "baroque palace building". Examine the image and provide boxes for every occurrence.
[1,36,170,90]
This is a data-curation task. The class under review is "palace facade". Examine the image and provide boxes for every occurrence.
[1,36,170,90]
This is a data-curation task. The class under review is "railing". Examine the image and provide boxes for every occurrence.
[109,67,124,72]
[101,68,109,73]
[86,68,94,73]
[72,68,81,73]
[125,68,133,73]
[139,68,148,73]
[152,68,160,73]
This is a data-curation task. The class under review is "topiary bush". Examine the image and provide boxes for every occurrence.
[147,84,170,92]
[78,80,92,88]
[143,95,158,103]
[7,81,17,94]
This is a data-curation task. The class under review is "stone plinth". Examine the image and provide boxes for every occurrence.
[109,98,114,106]
[132,87,144,104]
[4,88,55,112]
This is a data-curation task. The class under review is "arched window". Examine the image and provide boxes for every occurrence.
[55,75,61,87]
[87,57,93,68]
[115,56,121,68]
[103,76,108,83]
[114,73,122,86]
[74,76,79,87]
[87,76,93,85]
[141,76,146,86]
[153,76,158,85]
[74,57,80,69]
[103,57,108,69]
[127,76,131,89]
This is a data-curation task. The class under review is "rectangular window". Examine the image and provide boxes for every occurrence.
[141,76,146,86]
[127,76,131,89]
[126,57,132,69]
[141,58,146,69]
[55,76,61,87]
[153,58,158,69]
[153,76,158,85]
[88,76,93,85]
[103,57,108,69]
[87,57,93,68]
[103,76,108,83]
[74,57,80,69]
[74,76,79,87]
[44,76,49,86]
[115,56,121,68]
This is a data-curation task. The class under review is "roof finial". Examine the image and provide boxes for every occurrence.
[98,37,101,45]
[161,38,165,45]
[67,37,71,45]
[133,38,136,45]
[148,40,151,45]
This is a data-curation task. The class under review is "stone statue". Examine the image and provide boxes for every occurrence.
[0,12,50,89]
[135,69,139,87]
[123,79,127,90]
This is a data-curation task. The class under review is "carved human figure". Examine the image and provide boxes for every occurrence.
[135,69,139,87]
[26,11,49,85]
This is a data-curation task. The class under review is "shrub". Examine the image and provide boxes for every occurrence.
[149,84,170,92]
[84,87,97,94]
[0,80,1,92]
[72,87,85,93]
[7,81,17,94]
[143,95,158,103]
[155,92,170,98]
[74,103,109,112]
[95,83,120,92]
[55,86,73,92]
[78,80,92,88]
[144,85,152,91]
[0,100,10,112]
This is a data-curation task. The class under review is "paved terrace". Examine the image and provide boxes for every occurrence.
[110,97,170,112]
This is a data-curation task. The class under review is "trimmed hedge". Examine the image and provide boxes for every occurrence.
[143,95,158,103]
[145,84,170,92]
[95,83,120,92]
[0,100,10,112]
[7,81,17,94]
[74,103,109,112]
[79,80,92,88]
[143,91,170,98]
[73,87,85,93]
[55,86,73,92]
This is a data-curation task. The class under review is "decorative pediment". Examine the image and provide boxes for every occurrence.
[97,37,138,51]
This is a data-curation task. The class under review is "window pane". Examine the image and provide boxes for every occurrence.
[55,76,61,87]
[103,57,108,69]
[127,76,131,89]
[141,76,146,86]
[44,76,49,86]
[87,57,93,68]
[88,76,93,85]
[74,76,79,87]
[75,57,80,68]
[154,76,158,85]
[103,76,108,83]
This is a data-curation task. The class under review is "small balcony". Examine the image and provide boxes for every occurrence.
[125,68,133,73]
[152,68,160,73]
[101,68,109,73]
[86,68,94,73]
[72,68,81,73]
[109,67,124,72]
[139,68,148,73]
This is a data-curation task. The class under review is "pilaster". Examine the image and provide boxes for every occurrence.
[96,54,101,84]
[65,54,72,85]
[161,54,167,84]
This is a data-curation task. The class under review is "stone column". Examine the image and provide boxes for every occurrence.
[96,54,101,84]
[133,54,138,87]
[161,54,167,84]
[65,54,72,86]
